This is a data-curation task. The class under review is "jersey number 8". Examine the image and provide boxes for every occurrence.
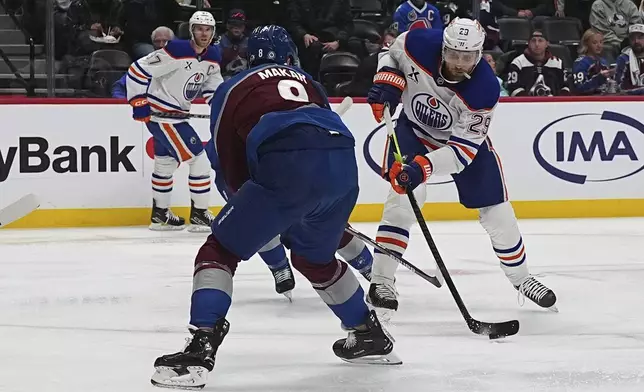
[277,79,310,103]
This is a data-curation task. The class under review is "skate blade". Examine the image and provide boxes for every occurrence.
[340,350,402,366]
[547,304,559,313]
[187,224,211,233]
[369,306,395,325]
[150,366,207,390]
[149,223,186,231]
[281,290,293,302]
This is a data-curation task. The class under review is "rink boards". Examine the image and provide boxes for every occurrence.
[1,97,644,228]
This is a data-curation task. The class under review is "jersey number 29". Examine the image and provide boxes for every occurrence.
[467,113,491,136]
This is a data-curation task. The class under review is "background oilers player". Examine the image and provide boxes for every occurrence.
[150,25,399,390]
[127,11,223,232]
[392,0,443,33]
[205,145,374,300]
[365,18,558,320]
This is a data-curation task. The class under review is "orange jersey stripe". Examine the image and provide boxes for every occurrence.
[162,123,192,161]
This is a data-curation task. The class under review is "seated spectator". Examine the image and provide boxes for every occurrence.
[572,29,614,95]
[505,30,570,96]
[392,0,443,33]
[218,9,249,81]
[483,53,509,96]
[286,0,354,79]
[490,0,554,19]
[111,26,175,98]
[336,29,398,97]
[74,0,124,54]
[121,0,181,60]
[615,23,644,94]
[590,0,642,53]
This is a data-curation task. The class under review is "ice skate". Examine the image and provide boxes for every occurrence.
[270,263,295,301]
[149,200,186,231]
[187,201,216,233]
[515,276,558,312]
[151,319,229,390]
[333,310,401,365]
[366,282,398,322]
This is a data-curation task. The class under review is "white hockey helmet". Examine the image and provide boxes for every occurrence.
[442,18,486,71]
[189,11,216,41]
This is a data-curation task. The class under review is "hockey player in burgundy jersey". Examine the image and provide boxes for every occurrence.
[150,26,399,390]
[206,141,374,302]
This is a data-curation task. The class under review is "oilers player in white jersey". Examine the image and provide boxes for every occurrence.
[127,11,223,232]
[366,18,558,319]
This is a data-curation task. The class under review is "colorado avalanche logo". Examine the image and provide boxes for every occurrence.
[411,93,453,130]
[184,72,205,101]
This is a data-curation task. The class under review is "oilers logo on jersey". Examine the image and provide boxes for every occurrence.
[184,73,205,101]
[411,93,453,130]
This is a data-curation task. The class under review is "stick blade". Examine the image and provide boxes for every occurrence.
[335,96,353,117]
[467,318,520,339]
[0,194,40,228]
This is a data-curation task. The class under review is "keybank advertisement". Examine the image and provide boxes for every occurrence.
[1,102,643,211]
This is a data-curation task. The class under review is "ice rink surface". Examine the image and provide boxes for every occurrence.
[1,218,643,392]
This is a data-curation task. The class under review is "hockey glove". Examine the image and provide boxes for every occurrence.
[388,155,432,194]
[367,66,406,122]
[130,96,151,122]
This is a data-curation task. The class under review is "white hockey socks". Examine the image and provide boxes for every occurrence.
[479,202,529,286]
[152,155,178,209]
[188,153,211,210]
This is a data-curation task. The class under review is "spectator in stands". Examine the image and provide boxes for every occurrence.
[505,30,570,96]
[121,0,181,59]
[286,0,354,79]
[111,26,174,98]
[392,0,443,33]
[615,23,644,94]
[218,9,249,81]
[70,0,125,55]
[336,29,399,97]
[590,0,642,54]
[572,29,615,95]
[484,53,509,96]
[489,0,554,19]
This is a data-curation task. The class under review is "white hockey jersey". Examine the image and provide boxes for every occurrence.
[126,40,224,123]
[378,29,500,175]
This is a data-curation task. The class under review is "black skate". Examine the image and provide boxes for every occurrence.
[150,200,186,231]
[188,201,216,233]
[270,263,295,301]
[333,310,401,365]
[515,276,558,312]
[366,282,398,322]
[151,319,230,390]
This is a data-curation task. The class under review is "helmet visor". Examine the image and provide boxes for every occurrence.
[443,47,478,67]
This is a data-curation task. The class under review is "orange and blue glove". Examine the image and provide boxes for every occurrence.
[129,96,151,123]
[367,66,406,122]
[388,155,433,194]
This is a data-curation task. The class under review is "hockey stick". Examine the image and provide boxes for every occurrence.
[345,225,441,288]
[0,194,40,228]
[152,97,355,120]
[383,105,520,339]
